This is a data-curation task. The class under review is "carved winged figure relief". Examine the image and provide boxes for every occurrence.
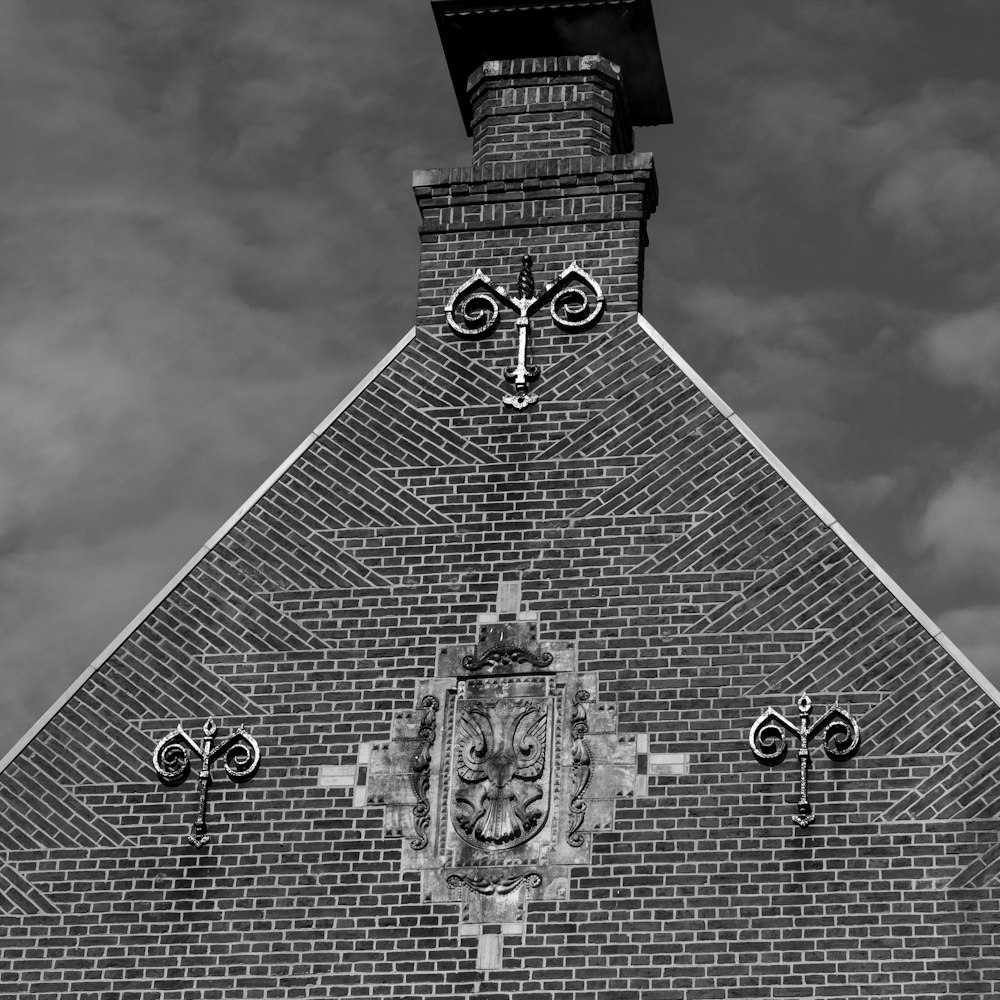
[453,699,548,848]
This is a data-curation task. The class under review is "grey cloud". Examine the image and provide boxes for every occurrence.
[675,285,902,454]
[917,305,1000,397]
[914,446,1000,589]
[0,0,450,756]
[726,44,1000,265]
[937,605,1000,683]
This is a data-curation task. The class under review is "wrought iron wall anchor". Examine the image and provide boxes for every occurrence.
[153,718,260,847]
[749,694,860,828]
[445,253,604,409]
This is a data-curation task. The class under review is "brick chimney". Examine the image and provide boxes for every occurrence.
[415,0,671,386]
[467,54,634,166]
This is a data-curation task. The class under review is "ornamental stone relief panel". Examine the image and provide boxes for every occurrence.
[365,618,639,951]
[452,676,551,851]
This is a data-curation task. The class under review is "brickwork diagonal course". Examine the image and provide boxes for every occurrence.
[2,306,1000,998]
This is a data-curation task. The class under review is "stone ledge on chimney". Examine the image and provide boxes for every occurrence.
[414,150,654,188]
[413,154,658,233]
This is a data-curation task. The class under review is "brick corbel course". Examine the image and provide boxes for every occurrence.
[412,153,658,228]
[413,154,658,324]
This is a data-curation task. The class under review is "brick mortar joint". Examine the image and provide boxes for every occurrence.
[469,95,622,126]
[415,212,652,235]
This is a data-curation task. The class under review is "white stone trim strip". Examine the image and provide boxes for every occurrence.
[318,765,357,788]
[0,329,418,776]
[648,752,691,775]
[637,313,1000,712]
[477,933,503,971]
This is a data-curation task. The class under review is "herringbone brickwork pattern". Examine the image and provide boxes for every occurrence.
[2,301,999,997]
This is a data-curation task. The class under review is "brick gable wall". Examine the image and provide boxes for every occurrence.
[2,309,999,998]
[2,26,1000,1000]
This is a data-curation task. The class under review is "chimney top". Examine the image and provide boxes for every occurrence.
[432,0,672,136]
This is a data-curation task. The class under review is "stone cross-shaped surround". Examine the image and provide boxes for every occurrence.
[362,582,642,970]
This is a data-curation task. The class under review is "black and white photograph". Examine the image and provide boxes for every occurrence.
[1,1,999,995]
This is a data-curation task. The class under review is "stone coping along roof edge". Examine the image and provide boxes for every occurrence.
[0,329,418,776]
[636,312,1000,712]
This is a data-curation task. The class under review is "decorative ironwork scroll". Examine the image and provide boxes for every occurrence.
[446,253,604,409]
[567,689,592,847]
[410,695,440,850]
[447,871,542,896]
[453,698,549,849]
[462,622,553,674]
[749,694,860,828]
[153,718,260,847]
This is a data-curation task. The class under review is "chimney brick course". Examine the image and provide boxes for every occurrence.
[469,56,633,167]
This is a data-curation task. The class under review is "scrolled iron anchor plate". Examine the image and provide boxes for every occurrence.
[749,694,860,828]
[153,718,260,847]
[445,254,604,409]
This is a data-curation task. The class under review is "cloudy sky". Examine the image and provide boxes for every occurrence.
[2,0,1000,757]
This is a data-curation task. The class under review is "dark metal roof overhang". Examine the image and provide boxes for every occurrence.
[432,0,672,135]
